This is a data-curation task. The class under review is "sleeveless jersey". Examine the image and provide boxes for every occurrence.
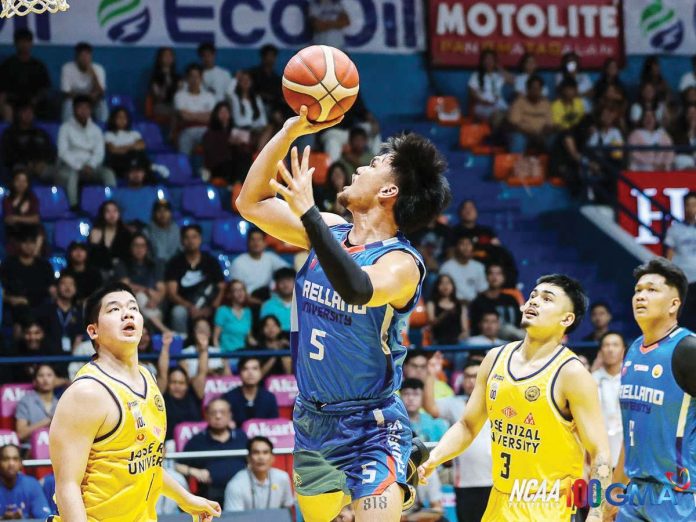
[620,326,696,490]
[53,361,167,522]
[485,342,584,494]
[291,223,425,405]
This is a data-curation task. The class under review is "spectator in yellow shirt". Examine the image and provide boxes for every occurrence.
[552,78,585,131]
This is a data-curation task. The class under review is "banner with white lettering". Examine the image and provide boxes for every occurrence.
[617,170,696,253]
[623,0,696,55]
[428,0,622,68]
[0,0,425,54]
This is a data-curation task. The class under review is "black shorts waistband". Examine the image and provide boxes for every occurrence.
[297,394,397,415]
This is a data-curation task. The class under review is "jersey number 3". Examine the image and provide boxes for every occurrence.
[310,328,326,361]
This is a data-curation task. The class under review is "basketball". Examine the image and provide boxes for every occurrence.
[282,45,360,123]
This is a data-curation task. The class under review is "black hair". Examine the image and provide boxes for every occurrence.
[559,77,578,92]
[238,356,261,372]
[404,348,428,364]
[0,444,21,459]
[205,397,230,413]
[325,161,350,195]
[260,44,278,58]
[599,330,626,348]
[185,63,203,76]
[480,308,501,320]
[590,301,612,314]
[535,274,588,333]
[67,241,88,254]
[382,133,451,234]
[477,49,497,90]
[526,74,544,91]
[255,314,282,342]
[14,28,33,43]
[429,273,458,303]
[247,228,265,242]
[561,51,579,70]
[197,42,215,55]
[180,223,202,239]
[126,233,155,268]
[72,94,92,110]
[234,70,261,121]
[349,127,368,140]
[517,52,534,71]
[83,281,138,332]
[633,258,688,313]
[247,435,274,453]
[273,267,296,281]
[640,55,663,85]
[9,167,31,200]
[486,263,505,275]
[150,47,179,89]
[34,363,56,378]
[209,101,233,132]
[151,199,172,221]
[95,200,124,229]
[57,272,76,285]
[401,378,424,391]
[106,106,132,132]
[184,317,213,348]
[75,41,92,54]
[168,365,189,380]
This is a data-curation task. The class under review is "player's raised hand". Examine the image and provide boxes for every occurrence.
[270,145,317,218]
[282,105,343,139]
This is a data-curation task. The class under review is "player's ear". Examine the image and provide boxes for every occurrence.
[561,312,575,330]
[86,323,98,342]
[378,183,398,200]
[669,297,681,316]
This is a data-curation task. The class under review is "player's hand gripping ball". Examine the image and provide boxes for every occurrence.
[282,45,360,123]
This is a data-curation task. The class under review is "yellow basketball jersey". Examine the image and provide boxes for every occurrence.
[53,361,167,522]
[486,342,584,494]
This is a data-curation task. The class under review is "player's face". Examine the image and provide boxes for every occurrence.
[240,360,262,386]
[600,333,625,366]
[520,283,575,336]
[88,291,144,351]
[34,366,56,393]
[633,274,681,323]
[249,441,274,472]
[0,447,21,480]
[400,388,423,414]
[337,154,396,211]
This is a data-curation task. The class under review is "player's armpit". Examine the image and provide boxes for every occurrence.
[672,334,696,396]
[49,380,114,522]
[363,250,421,309]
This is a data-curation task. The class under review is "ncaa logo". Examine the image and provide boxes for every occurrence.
[98,0,150,44]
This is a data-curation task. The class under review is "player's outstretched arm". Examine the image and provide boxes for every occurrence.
[162,470,221,521]
[49,380,111,522]
[418,347,498,480]
[560,361,612,522]
[236,106,345,248]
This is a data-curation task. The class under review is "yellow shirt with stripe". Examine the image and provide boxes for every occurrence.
[52,361,167,522]
[485,342,584,494]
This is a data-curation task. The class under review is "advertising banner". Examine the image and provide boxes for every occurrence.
[0,0,425,54]
[623,0,696,55]
[428,0,622,68]
[617,170,696,253]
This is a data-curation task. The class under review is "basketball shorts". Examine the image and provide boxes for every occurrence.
[482,487,579,522]
[292,394,412,502]
[617,480,696,521]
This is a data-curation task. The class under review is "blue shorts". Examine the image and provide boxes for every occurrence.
[617,480,696,521]
[292,394,412,501]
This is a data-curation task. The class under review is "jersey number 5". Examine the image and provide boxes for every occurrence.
[310,328,326,361]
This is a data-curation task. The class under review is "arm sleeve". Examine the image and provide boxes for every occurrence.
[300,206,373,305]
[672,334,696,396]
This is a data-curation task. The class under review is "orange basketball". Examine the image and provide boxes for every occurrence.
[282,45,360,123]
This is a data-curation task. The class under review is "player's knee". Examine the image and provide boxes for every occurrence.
[297,491,349,522]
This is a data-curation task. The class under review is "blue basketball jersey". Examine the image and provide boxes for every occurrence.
[620,326,696,490]
[291,223,425,405]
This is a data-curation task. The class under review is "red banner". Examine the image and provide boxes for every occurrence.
[617,171,696,254]
[428,0,623,68]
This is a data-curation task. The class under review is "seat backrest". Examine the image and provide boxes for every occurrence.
[203,375,242,407]
[80,186,114,218]
[0,383,34,422]
[265,375,298,407]
[30,427,50,459]
[0,430,19,446]
[426,96,460,121]
[408,297,428,328]
[152,153,194,186]
[212,216,250,253]
[151,334,184,356]
[182,185,223,218]
[34,186,70,220]
[114,186,159,224]
[493,153,520,180]
[36,121,60,145]
[242,418,295,450]
[173,421,208,451]
[107,93,136,115]
[53,219,91,252]
[134,121,166,151]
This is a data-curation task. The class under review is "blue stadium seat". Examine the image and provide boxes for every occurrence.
[214,251,233,282]
[53,219,91,252]
[48,255,67,278]
[34,186,73,220]
[182,185,223,218]
[151,153,195,186]
[0,186,6,217]
[151,334,184,367]
[113,185,171,224]
[212,216,250,253]
[107,94,137,117]
[35,121,60,145]
[133,121,168,152]
[80,186,114,218]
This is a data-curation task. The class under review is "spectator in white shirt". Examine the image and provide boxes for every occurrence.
[308,0,350,47]
[227,70,272,149]
[555,51,594,110]
[104,107,148,177]
[174,63,216,155]
[466,310,505,348]
[592,331,625,468]
[513,53,548,98]
[679,55,696,93]
[223,436,294,512]
[440,236,488,303]
[468,50,512,128]
[628,108,674,171]
[665,191,696,331]
[60,42,107,122]
[56,95,116,207]
[198,43,233,102]
[629,82,666,127]
[230,228,288,303]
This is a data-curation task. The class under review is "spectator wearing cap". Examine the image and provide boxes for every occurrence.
[60,42,107,122]
[165,224,225,333]
[1,102,54,178]
[230,229,289,303]
[0,444,51,519]
[0,28,51,122]
[56,95,116,207]
[259,267,295,332]
[144,200,181,264]
[104,106,148,178]
[14,364,58,442]
[198,43,233,102]
[223,436,294,512]
[222,357,278,425]
[61,242,103,302]
[174,63,216,155]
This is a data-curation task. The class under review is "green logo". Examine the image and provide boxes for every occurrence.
[98,0,150,44]
[639,0,683,52]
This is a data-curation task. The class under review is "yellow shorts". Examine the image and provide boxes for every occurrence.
[481,488,578,522]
